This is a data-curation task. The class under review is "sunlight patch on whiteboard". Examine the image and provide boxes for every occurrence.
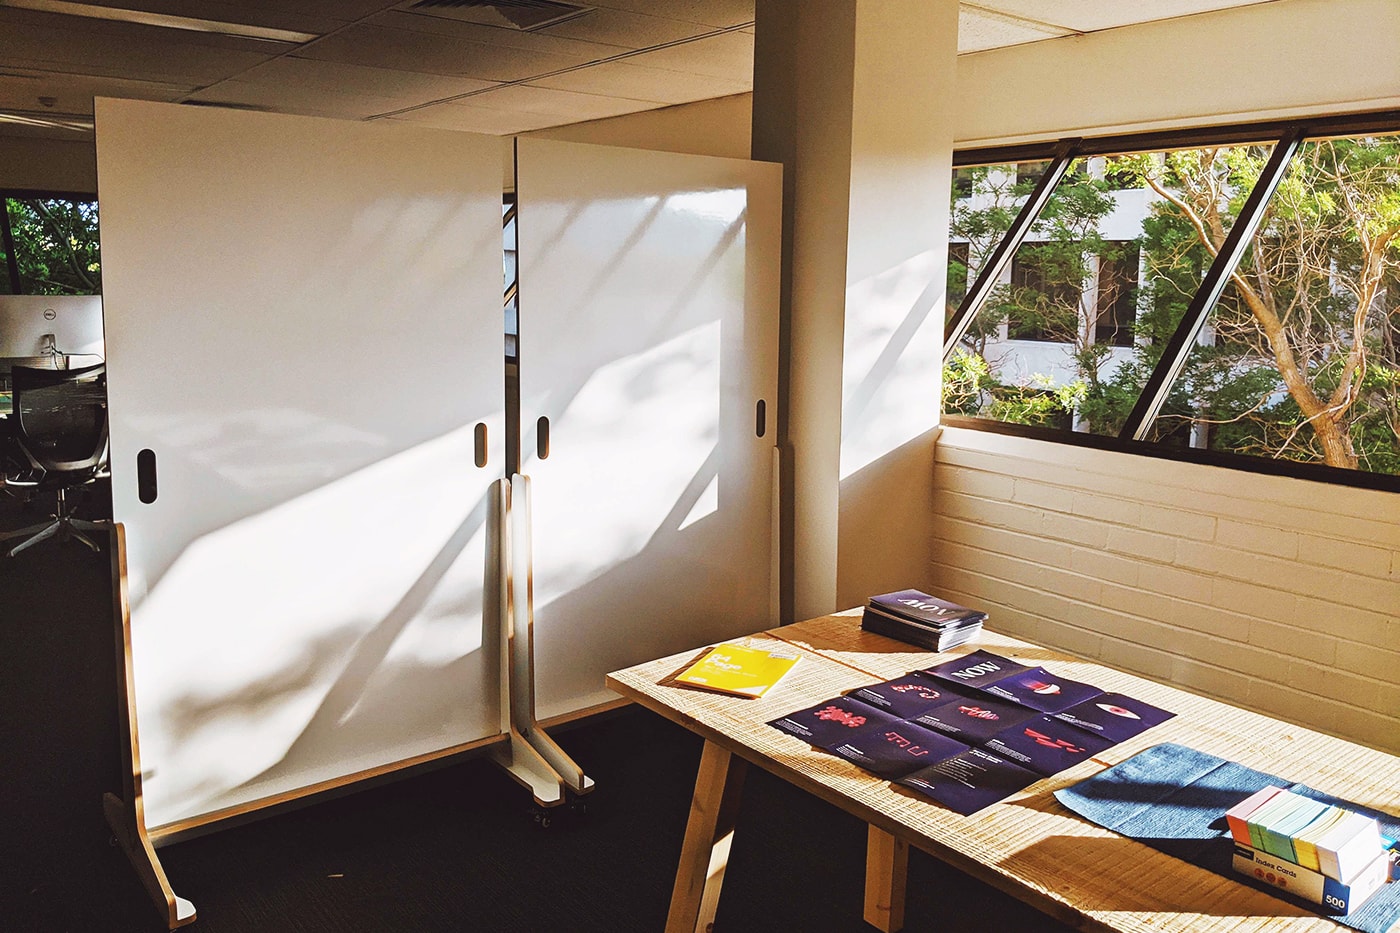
[530,320,721,607]
[667,187,747,223]
[130,418,497,825]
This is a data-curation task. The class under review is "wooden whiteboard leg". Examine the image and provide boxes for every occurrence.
[863,825,908,933]
[666,741,747,933]
[109,524,196,929]
[507,474,594,796]
[104,792,196,928]
[487,477,568,807]
[521,723,595,797]
[488,732,567,807]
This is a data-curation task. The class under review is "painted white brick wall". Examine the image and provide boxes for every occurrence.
[930,427,1400,754]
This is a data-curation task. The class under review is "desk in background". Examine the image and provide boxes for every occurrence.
[607,611,1400,933]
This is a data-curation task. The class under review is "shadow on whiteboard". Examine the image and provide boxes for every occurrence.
[132,420,500,825]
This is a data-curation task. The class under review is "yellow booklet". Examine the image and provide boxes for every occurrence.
[672,642,800,698]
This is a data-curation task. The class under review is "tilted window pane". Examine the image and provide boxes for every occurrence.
[1145,135,1400,476]
[944,160,1050,421]
[5,197,102,295]
[945,144,1272,436]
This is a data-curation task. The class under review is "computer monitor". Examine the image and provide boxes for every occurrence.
[0,295,104,414]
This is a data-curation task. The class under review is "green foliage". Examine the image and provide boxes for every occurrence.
[4,198,101,295]
[944,137,1400,475]
[942,347,1085,428]
[942,348,991,416]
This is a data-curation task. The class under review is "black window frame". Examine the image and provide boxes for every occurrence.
[942,109,1400,495]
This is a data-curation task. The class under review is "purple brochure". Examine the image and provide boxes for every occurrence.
[911,692,1038,742]
[830,718,968,779]
[982,667,1104,713]
[923,650,1029,689]
[981,716,1114,776]
[1051,692,1175,743]
[850,672,954,719]
[897,747,1041,815]
[769,695,899,749]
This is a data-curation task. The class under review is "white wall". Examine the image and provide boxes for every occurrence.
[524,93,753,161]
[955,0,1400,146]
[931,429,1399,754]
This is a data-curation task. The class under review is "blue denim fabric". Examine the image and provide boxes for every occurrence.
[1054,743,1399,933]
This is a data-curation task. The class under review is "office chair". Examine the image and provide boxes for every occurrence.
[0,363,109,557]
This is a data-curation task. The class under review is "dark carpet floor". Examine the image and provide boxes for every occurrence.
[0,490,1075,933]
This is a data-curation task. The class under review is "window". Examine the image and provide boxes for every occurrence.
[1007,248,1082,342]
[952,167,976,199]
[942,116,1400,487]
[946,158,1051,344]
[503,197,518,363]
[1095,243,1139,347]
[948,145,1268,437]
[1016,160,1050,187]
[1144,133,1400,476]
[1,194,101,296]
[946,241,970,330]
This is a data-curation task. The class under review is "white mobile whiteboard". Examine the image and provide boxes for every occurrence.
[95,99,506,827]
[515,138,782,718]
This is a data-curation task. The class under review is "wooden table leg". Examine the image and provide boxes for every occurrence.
[666,740,748,933]
[863,825,908,933]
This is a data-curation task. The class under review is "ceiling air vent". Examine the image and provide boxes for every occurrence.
[405,0,593,31]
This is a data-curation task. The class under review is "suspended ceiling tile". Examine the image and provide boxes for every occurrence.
[297,23,598,80]
[0,14,282,85]
[957,5,1073,53]
[455,83,656,121]
[386,102,562,135]
[370,9,624,60]
[0,69,192,114]
[535,7,714,49]
[969,0,1277,34]
[624,29,752,80]
[185,79,409,120]
[588,0,754,29]
[529,59,750,104]
[218,0,402,20]
[0,6,298,53]
[70,0,360,36]
[235,57,495,108]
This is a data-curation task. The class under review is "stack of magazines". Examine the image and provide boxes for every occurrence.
[861,589,986,651]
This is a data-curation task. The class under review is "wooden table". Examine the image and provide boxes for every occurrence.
[605,611,1400,933]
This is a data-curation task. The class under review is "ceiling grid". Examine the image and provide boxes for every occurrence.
[0,0,1280,138]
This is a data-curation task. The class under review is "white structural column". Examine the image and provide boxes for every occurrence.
[752,0,959,619]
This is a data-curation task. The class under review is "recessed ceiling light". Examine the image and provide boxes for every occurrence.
[0,0,319,44]
[405,0,593,32]
[0,109,94,132]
